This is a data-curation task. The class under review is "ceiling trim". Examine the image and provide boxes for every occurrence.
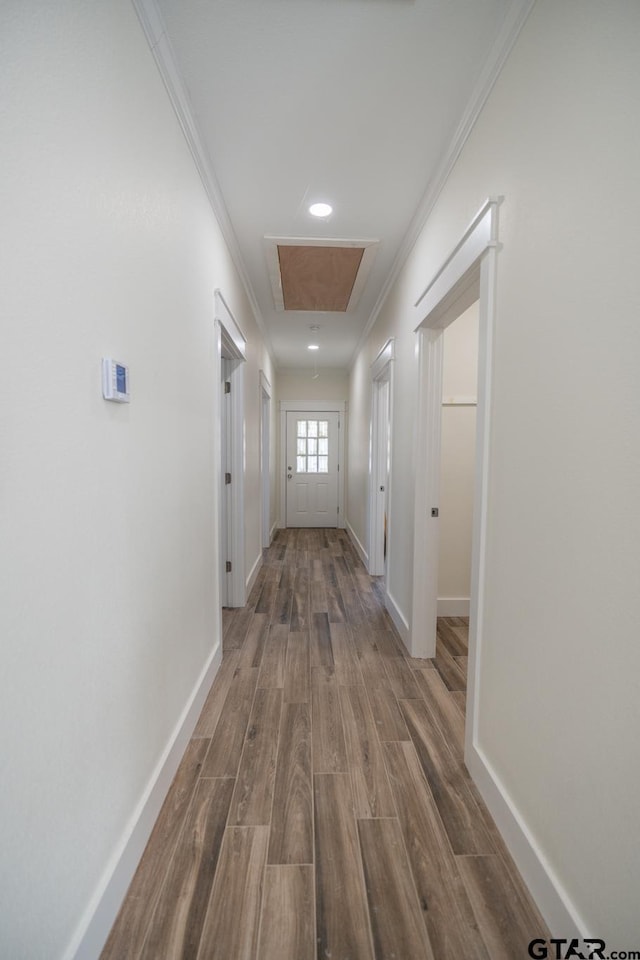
[264,236,379,313]
[349,0,536,368]
[131,0,276,364]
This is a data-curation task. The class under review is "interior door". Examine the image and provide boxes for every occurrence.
[286,411,339,527]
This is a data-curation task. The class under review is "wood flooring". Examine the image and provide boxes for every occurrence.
[101,528,548,960]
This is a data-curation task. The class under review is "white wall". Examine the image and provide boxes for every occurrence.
[348,0,640,946]
[438,302,478,609]
[0,3,273,957]
[276,366,349,402]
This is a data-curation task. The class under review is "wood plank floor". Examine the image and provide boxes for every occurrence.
[102,528,549,960]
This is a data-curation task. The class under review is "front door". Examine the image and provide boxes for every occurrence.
[286,411,340,527]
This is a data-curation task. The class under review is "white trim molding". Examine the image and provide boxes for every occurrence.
[385,589,410,651]
[279,401,346,529]
[131,0,275,362]
[437,597,471,617]
[346,520,368,568]
[368,338,395,579]
[214,290,246,608]
[349,0,534,366]
[68,644,223,960]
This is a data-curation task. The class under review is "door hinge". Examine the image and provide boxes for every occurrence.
[226,560,232,573]
[431,507,439,518]
[225,472,232,485]
[337,506,340,514]
[224,381,231,394]
[337,463,340,472]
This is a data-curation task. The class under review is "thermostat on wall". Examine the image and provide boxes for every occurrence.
[102,358,130,403]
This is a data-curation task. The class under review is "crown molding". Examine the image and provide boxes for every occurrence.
[349,0,535,369]
[131,0,276,365]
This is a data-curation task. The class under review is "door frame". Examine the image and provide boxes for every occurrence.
[259,370,272,549]
[410,198,501,758]
[368,338,395,578]
[279,400,346,528]
[214,289,246,608]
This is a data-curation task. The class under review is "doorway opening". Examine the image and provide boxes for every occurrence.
[260,371,272,549]
[215,290,246,608]
[410,198,501,761]
[368,338,395,582]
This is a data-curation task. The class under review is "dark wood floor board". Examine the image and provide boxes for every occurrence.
[200,667,259,779]
[100,738,209,960]
[257,622,288,689]
[337,573,366,624]
[358,817,436,960]
[406,656,436,671]
[268,702,313,864]
[359,660,411,742]
[274,583,294,625]
[373,621,407,658]
[414,667,466,760]
[382,741,490,960]
[383,655,423,699]
[326,580,348,622]
[229,688,282,826]
[193,651,240,738]
[236,612,269,670]
[246,564,268,608]
[311,558,325,582]
[290,566,310,631]
[283,631,310,704]
[437,617,468,657]
[139,778,234,960]
[222,607,235,639]
[400,699,494,855]
[329,621,363,685]
[223,602,255,651]
[310,580,327,613]
[452,691,467,715]
[105,529,547,960]
[309,611,334,668]
[196,825,269,960]
[339,684,396,817]
[258,865,315,960]
[458,854,549,960]
[434,645,467,692]
[255,574,279,616]
[314,774,375,960]
[311,666,348,773]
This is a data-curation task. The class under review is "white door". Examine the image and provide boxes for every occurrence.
[286,411,340,527]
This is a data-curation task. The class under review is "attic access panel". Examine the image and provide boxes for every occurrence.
[265,236,379,313]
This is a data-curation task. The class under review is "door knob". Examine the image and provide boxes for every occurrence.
[287,473,292,479]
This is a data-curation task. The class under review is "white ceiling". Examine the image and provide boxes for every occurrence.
[147,0,526,368]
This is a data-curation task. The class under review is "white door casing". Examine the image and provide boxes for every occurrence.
[410,197,500,765]
[214,290,246,608]
[286,411,339,527]
[260,371,272,549]
[279,401,345,529]
[368,338,395,578]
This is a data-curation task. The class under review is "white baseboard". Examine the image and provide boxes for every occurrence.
[385,589,410,651]
[437,597,470,617]
[466,740,587,939]
[246,552,262,595]
[67,643,223,960]
[346,520,369,567]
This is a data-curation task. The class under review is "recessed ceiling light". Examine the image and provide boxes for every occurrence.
[308,344,319,350]
[309,202,332,218]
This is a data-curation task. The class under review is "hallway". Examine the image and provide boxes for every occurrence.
[102,528,547,959]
